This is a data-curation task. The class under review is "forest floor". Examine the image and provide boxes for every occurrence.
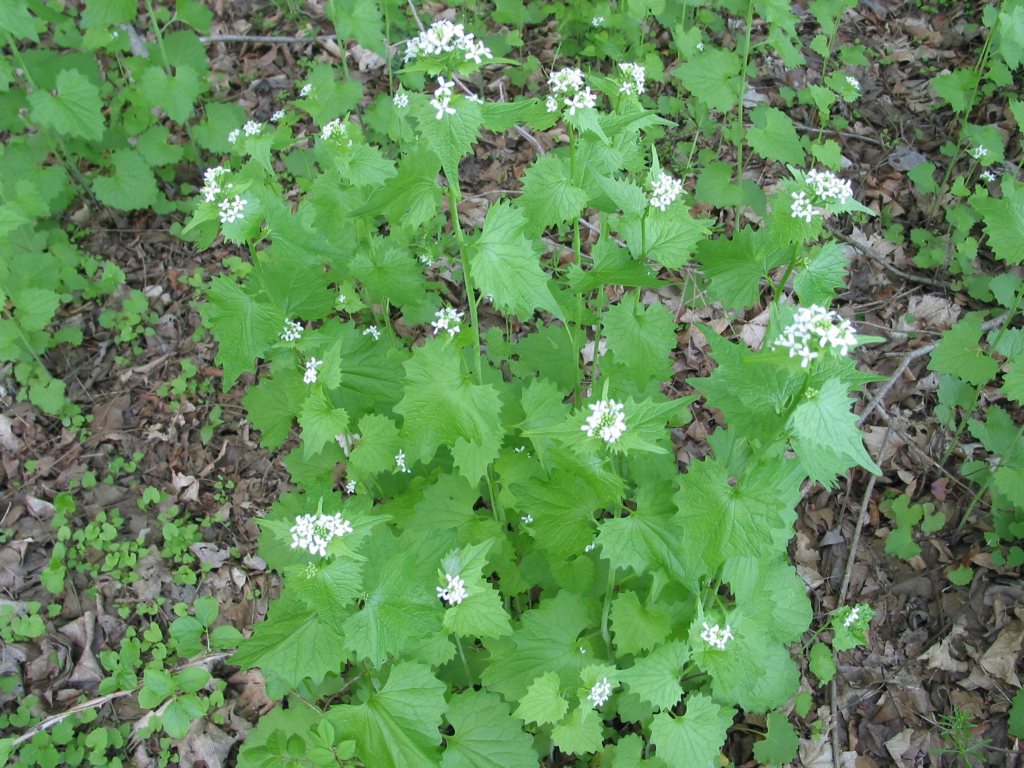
[1,1,1021,766]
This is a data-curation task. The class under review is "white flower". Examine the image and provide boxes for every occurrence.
[592,16,604,26]
[521,514,533,524]
[200,166,229,203]
[336,293,346,306]
[431,306,464,337]
[303,357,323,384]
[587,677,613,708]
[545,95,559,113]
[321,118,348,142]
[700,622,734,650]
[650,171,682,211]
[363,325,381,341]
[843,605,862,628]
[584,542,596,553]
[290,512,353,557]
[980,170,996,182]
[335,432,359,456]
[280,318,303,342]
[772,304,858,368]
[270,109,285,122]
[845,75,861,91]
[393,90,409,109]
[696,41,704,51]
[227,128,240,144]
[419,254,435,266]
[218,195,247,225]
[344,480,357,494]
[548,67,586,94]
[790,190,817,223]
[618,62,646,96]
[405,19,492,65]
[582,399,627,444]
[299,83,313,97]
[395,449,410,474]
[968,144,988,160]
[437,572,468,605]
[243,120,261,136]
[430,76,456,120]
[565,88,596,116]
[805,168,853,205]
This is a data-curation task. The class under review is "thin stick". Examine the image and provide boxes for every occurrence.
[10,651,232,749]
[828,225,947,289]
[199,34,338,44]
[840,425,890,604]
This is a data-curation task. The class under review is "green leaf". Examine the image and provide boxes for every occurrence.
[441,540,512,640]
[518,154,587,232]
[624,208,710,270]
[611,591,673,655]
[415,95,482,182]
[443,690,537,768]
[470,201,563,321]
[1001,355,1024,404]
[973,179,1024,265]
[11,288,59,332]
[948,564,973,585]
[242,369,306,449]
[695,227,776,311]
[650,694,733,767]
[83,0,136,27]
[673,49,742,112]
[198,276,279,389]
[928,312,998,387]
[326,0,384,54]
[514,671,568,726]
[793,242,848,306]
[329,662,446,768]
[808,642,836,685]
[93,150,159,211]
[618,640,689,710]
[752,711,799,766]
[603,293,677,387]
[231,592,344,689]
[1009,688,1024,739]
[0,1,38,41]
[483,591,597,702]
[28,69,105,141]
[790,378,882,487]
[747,106,805,166]
[139,668,174,708]
[136,124,184,166]
[931,69,980,114]
[348,413,402,481]
[298,390,349,460]
[551,705,604,756]
[140,65,205,123]
[395,339,504,481]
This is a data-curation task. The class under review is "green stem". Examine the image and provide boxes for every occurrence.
[734,0,755,202]
[600,563,615,654]
[772,242,801,304]
[455,636,472,683]
[444,174,484,384]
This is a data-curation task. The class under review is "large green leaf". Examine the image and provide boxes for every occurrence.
[650,694,734,766]
[443,690,537,768]
[518,154,587,231]
[326,0,385,54]
[329,662,446,768]
[603,293,677,386]
[140,65,205,123]
[973,180,1024,266]
[28,69,104,141]
[93,149,159,211]
[672,49,742,113]
[618,640,689,711]
[746,105,805,166]
[470,202,563,321]
[610,591,673,655]
[198,276,280,389]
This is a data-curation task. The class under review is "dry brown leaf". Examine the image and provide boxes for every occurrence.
[978,620,1024,687]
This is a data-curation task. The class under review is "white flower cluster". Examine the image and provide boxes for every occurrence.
[404,20,492,65]
[587,677,613,708]
[243,120,261,136]
[299,83,313,97]
[700,622,734,651]
[582,399,627,444]
[546,67,596,116]
[843,604,862,628]
[592,16,604,26]
[200,166,229,203]
[304,356,322,384]
[227,128,240,144]
[980,170,997,183]
[521,514,533,524]
[430,76,457,120]
[845,75,861,92]
[437,573,468,605]
[270,109,285,122]
[431,306,464,337]
[363,325,381,341]
[290,512,353,557]
[650,171,682,211]
[280,318,303,342]
[790,169,854,222]
[618,62,646,96]
[968,144,988,160]
[395,449,410,474]
[218,195,247,225]
[773,304,858,368]
[790,190,815,223]
[393,90,409,109]
[321,118,350,143]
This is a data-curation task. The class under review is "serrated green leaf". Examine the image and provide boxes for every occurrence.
[443,690,537,768]
[11,288,59,332]
[441,540,512,639]
[673,49,742,113]
[793,241,848,306]
[297,390,349,459]
[93,149,159,211]
[650,694,733,767]
[326,0,384,54]
[611,591,673,655]
[808,642,836,685]
[603,293,677,387]
[747,105,805,166]
[619,640,689,710]
[1009,687,1024,739]
[140,64,205,123]
[28,69,105,141]
[624,208,710,269]
[242,369,306,449]
[470,201,563,321]
[0,1,37,41]
[518,154,587,231]
[928,312,998,387]
[329,662,446,768]
[753,711,799,766]
[199,276,279,389]
[551,704,604,756]
[973,179,1024,265]
[348,413,402,481]
[415,94,482,181]
[931,68,979,114]
[514,671,568,726]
